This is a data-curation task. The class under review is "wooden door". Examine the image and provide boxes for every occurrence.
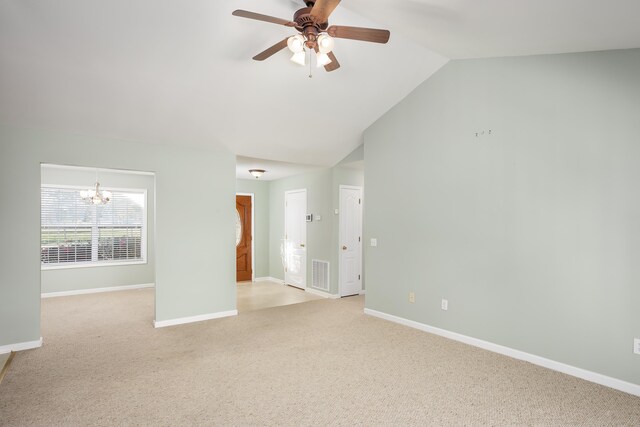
[236,195,252,282]
[284,189,307,289]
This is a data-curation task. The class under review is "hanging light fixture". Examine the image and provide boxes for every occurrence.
[316,33,335,54]
[290,51,306,66]
[249,169,266,179]
[316,52,332,67]
[287,34,306,66]
[287,34,305,53]
[80,180,111,205]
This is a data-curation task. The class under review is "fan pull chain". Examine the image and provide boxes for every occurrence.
[308,48,313,78]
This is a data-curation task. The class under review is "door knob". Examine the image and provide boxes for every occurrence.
[342,245,347,250]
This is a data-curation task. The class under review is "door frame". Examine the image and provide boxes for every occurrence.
[339,185,363,297]
[284,188,307,289]
[236,192,255,281]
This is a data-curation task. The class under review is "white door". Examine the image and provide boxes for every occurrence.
[284,189,307,289]
[339,186,362,297]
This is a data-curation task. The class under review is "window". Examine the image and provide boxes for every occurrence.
[41,185,146,268]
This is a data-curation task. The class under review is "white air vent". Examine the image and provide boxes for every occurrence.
[312,259,330,291]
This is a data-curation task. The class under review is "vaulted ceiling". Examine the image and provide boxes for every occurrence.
[1,1,639,166]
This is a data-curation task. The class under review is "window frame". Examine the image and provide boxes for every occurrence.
[40,183,148,271]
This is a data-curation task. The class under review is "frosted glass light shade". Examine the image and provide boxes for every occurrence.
[317,33,334,54]
[249,169,266,178]
[287,35,305,53]
[316,52,332,67]
[290,51,306,66]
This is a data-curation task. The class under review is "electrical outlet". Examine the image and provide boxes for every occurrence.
[409,292,415,303]
[634,338,640,355]
[441,299,448,311]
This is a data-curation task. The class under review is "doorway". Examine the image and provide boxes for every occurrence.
[339,185,362,297]
[284,189,307,289]
[236,194,253,282]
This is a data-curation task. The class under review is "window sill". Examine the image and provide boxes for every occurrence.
[41,260,147,271]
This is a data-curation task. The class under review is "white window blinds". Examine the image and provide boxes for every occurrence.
[41,186,146,267]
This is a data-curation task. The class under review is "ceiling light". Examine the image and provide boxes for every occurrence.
[287,34,305,53]
[249,169,266,179]
[80,181,111,205]
[316,52,332,67]
[290,51,306,66]
[317,33,335,54]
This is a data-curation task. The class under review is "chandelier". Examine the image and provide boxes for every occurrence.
[80,175,111,205]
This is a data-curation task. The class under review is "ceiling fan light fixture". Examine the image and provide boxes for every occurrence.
[287,34,305,53]
[316,52,332,67]
[317,33,335,54]
[249,169,266,179]
[290,51,306,66]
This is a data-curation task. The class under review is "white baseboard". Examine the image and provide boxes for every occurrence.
[254,277,285,284]
[42,283,155,298]
[0,337,43,354]
[364,308,640,398]
[154,310,238,328]
[306,288,340,299]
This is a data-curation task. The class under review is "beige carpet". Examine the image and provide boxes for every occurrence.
[1,289,639,426]
[0,352,14,384]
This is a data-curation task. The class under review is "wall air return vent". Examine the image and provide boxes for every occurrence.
[312,259,330,291]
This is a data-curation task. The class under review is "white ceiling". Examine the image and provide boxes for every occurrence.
[1,1,639,171]
[0,0,445,167]
[236,156,322,181]
[344,0,640,59]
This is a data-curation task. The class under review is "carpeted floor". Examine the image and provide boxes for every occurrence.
[1,289,639,426]
[0,352,13,384]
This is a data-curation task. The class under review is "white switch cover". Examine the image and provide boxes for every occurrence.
[334,209,339,215]
[409,292,415,303]
[634,338,640,355]
[441,299,448,311]
[370,238,377,247]
[315,215,322,221]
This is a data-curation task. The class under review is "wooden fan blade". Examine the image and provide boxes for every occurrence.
[324,51,340,72]
[310,0,341,24]
[314,45,340,72]
[253,38,290,61]
[327,25,390,44]
[232,10,296,27]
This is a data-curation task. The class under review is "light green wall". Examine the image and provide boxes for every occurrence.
[40,166,156,293]
[364,49,640,385]
[236,179,270,278]
[266,151,364,295]
[0,126,236,347]
[268,169,333,289]
[337,143,364,166]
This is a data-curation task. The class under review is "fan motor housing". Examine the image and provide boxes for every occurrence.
[294,7,329,34]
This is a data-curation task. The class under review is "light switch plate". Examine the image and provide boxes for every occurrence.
[441,299,448,311]
[315,215,322,221]
[370,238,377,247]
[634,338,640,355]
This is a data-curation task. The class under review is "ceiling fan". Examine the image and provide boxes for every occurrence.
[232,0,390,72]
